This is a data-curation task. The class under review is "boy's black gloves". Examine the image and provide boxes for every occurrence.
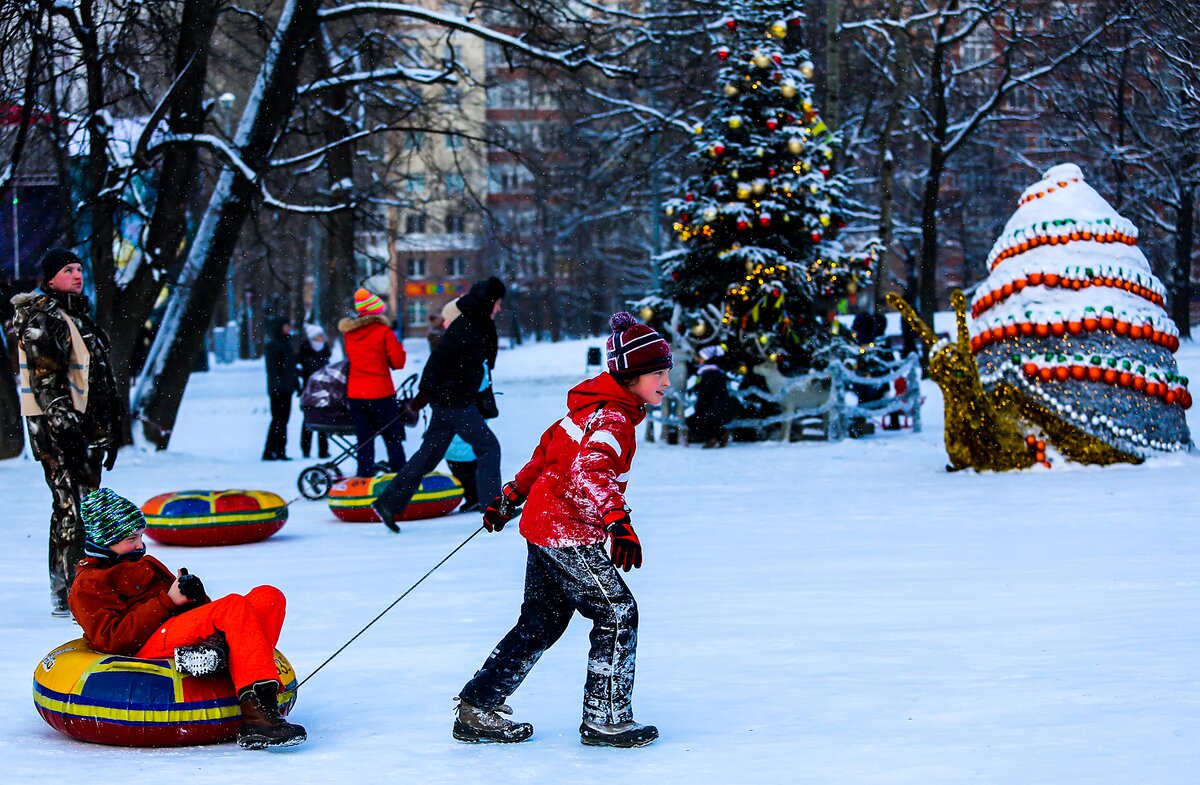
[482,482,524,533]
[604,510,642,572]
[177,568,206,603]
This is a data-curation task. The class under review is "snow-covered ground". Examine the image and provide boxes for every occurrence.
[1,337,1197,784]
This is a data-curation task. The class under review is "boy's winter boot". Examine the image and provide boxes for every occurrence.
[579,719,659,748]
[174,632,229,677]
[452,698,534,743]
[236,680,307,749]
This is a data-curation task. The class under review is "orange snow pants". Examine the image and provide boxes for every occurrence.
[136,585,286,691]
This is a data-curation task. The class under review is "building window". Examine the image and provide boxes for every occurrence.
[960,23,993,65]
[1006,86,1041,113]
[445,173,465,193]
[445,213,465,233]
[445,134,463,150]
[404,212,426,234]
[447,256,470,277]
[405,131,424,150]
[406,257,427,279]
[406,299,429,327]
[404,174,425,193]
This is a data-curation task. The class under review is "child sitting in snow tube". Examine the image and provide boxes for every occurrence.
[68,488,307,749]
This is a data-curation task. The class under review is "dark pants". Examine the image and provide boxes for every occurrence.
[460,542,639,725]
[349,397,407,477]
[447,459,478,507]
[375,405,499,513]
[263,390,292,459]
[38,444,102,611]
[300,425,329,458]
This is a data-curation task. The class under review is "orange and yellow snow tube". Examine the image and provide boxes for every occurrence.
[141,490,288,546]
[328,472,462,522]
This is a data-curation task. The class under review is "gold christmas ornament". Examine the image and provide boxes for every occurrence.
[639,306,655,322]
[723,84,739,97]
[703,207,718,221]
[770,20,788,38]
[736,183,752,199]
[751,179,768,195]
[753,53,771,69]
[780,81,798,99]
[800,60,815,79]
[693,123,704,134]
[691,321,709,337]
[787,138,804,154]
[728,115,743,129]
[665,206,675,216]
[819,214,831,227]
[801,100,814,113]
[755,147,765,157]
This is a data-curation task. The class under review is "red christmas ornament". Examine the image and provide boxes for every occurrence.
[671,270,681,281]
[717,46,730,60]
[770,288,781,297]
[759,214,772,227]
[684,193,695,202]
[789,17,801,26]
[726,19,737,30]
[836,218,847,229]
[713,143,726,156]
[737,218,749,231]
[811,230,822,242]
[680,212,691,224]
[820,167,830,178]
[785,113,795,123]
[766,118,778,131]
[772,54,782,65]
[768,168,777,177]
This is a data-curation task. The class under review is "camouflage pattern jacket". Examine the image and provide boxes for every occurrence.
[11,289,122,461]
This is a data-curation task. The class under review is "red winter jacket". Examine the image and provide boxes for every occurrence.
[68,554,209,655]
[339,314,407,399]
[514,372,645,548]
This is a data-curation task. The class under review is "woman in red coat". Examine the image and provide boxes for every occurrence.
[453,312,670,749]
[338,288,407,476]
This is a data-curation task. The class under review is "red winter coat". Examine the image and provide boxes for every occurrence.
[514,372,645,548]
[68,554,209,655]
[339,314,407,399]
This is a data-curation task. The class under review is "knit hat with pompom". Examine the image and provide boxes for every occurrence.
[354,288,385,316]
[605,311,672,380]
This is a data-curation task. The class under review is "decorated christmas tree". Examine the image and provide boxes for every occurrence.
[640,1,877,376]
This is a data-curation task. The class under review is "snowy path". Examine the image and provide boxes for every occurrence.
[1,339,1197,784]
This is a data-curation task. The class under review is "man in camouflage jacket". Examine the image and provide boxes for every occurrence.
[11,248,122,615]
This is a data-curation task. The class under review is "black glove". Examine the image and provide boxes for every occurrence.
[482,482,525,533]
[103,445,119,471]
[177,568,206,603]
[604,510,642,572]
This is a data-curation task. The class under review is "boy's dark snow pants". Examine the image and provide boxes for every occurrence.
[459,541,638,725]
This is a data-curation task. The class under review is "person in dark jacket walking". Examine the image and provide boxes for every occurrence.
[686,344,734,448]
[370,277,505,531]
[263,317,298,460]
[11,248,123,616]
[296,324,332,458]
[340,289,408,476]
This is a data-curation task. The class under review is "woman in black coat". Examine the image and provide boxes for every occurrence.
[370,277,505,531]
[263,317,299,460]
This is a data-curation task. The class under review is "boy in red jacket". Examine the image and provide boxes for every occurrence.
[68,489,306,749]
[453,312,670,748]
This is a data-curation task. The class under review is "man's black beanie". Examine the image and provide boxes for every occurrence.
[40,248,83,283]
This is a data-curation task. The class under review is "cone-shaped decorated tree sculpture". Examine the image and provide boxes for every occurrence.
[641,2,877,377]
[968,163,1191,463]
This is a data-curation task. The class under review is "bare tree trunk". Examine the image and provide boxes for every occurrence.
[1172,171,1194,339]
[132,0,324,448]
[873,0,908,314]
[825,0,841,131]
[108,0,221,444]
[918,12,952,329]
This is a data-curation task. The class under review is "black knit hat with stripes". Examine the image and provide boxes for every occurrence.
[605,311,672,380]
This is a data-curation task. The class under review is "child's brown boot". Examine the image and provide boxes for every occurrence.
[236,680,307,749]
[452,697,533,743]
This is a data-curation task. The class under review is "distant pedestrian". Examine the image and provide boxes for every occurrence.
[297,324,332,459]
[11,248,123,615]
[262,317,298,461]
[370,277,505,530]
[340,288,407,477]
[686,344,733,448]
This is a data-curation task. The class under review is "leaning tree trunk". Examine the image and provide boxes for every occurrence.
[109,0,221,445]
[131,0,324,448]
[317,38,357,342]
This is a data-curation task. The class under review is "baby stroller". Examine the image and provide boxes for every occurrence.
[297,360,420,500]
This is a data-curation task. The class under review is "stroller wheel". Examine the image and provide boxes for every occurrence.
[298,466,335,500]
